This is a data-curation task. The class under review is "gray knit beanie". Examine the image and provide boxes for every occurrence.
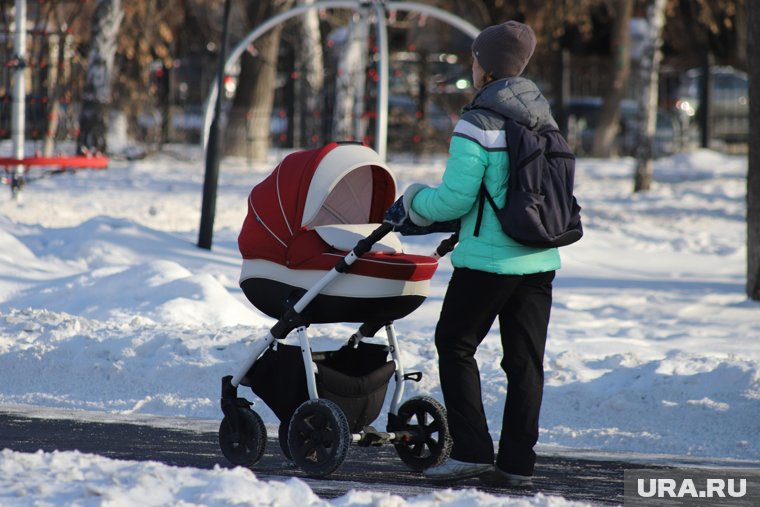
[472,21,536,79]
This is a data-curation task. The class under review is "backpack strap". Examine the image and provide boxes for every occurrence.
[470,107,522,238]
[474,182,499,237]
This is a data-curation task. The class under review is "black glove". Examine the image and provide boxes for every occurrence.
[384,196,409,226]
[384,183,432,226]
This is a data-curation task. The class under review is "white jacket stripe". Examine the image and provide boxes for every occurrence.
[452,119,507,151]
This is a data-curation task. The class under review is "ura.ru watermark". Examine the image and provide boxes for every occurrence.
[624,468,760,506]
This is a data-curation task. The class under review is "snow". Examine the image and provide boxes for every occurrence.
[1,143,759,506]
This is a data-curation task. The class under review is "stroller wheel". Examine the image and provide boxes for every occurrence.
[278,421,292,460]
[218,408,267,467]
[391,395,452,471]
[288,399,350,477]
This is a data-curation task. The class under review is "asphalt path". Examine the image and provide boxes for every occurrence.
[0,407,725,505]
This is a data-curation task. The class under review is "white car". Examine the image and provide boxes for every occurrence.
[674,66,749,143]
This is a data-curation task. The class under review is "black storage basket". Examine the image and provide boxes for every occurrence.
[243,341,395,432]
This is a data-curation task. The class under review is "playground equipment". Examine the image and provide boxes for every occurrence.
[2,0,108,198]
[198,0,479,248]
[201,1,479,161]
[0,154,109,195]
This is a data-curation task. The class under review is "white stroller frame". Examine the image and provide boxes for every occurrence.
[220,222,458,477]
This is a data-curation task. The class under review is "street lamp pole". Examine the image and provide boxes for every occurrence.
[198,0,232,249]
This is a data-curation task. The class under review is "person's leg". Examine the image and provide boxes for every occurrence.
[434,268,519,464]
[495,271,554,477]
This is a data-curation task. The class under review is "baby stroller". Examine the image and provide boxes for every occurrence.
[219,142,457,477]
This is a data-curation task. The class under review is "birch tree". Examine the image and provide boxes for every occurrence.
[41,2,86,156]
[747,0,760,299]
[332,11,369,142]
[633,0,667,192]
[295,0,324,147]
[77,0,123,155]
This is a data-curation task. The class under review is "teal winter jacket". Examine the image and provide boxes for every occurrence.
[410,77,562,275]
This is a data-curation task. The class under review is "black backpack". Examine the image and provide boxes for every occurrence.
[474,117,583,248]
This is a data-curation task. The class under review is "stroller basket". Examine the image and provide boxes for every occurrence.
[243,341,394,433]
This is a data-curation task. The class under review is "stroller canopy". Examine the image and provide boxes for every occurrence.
[239,143,397,264]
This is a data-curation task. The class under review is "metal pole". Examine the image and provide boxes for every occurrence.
[198,0,232,249]
[11,0,27,197]
[555,49,570,138]
[372,1,388,160]
[699,52,714,149]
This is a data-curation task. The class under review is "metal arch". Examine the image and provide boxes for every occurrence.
[371,1,389,159]
[386,2,480,40]
[201,1,359,151]
[201,0,481,157]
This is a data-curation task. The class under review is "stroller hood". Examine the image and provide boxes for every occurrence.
[239,143,396,262]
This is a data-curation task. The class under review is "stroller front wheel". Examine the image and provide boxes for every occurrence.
[390,395,452,471]
[218,407,267,467]
[288,399,350,477]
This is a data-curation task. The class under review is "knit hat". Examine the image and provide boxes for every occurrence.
[472,21,536,79]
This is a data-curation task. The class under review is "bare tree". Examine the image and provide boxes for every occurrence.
[40,2,87,156]
[591,0,634,157]
[77,0,123,155]
[633,0,667,192]
[225,0,294,161]
[111,1,184,149]
[331,10,369,142]
[747,0,760,300]
[294,0,324,148]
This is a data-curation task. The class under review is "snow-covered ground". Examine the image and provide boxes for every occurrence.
[1,144,758,505]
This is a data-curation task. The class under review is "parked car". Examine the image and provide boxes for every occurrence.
[674,66,749,143]
[558,97,677,157]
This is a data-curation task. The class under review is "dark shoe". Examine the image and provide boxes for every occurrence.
[480,467,533,488]
[423,458,492,481]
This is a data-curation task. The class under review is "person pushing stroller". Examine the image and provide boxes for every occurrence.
[386,20,561,488]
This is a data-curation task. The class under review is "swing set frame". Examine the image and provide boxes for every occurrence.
[2,0,109,198]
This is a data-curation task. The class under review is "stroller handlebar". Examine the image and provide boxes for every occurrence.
[339,222,457,273]
[352,222,395,258]
[332,222,394,275]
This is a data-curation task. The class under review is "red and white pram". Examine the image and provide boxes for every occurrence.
[237,141,439,325]
[219,142,457,477]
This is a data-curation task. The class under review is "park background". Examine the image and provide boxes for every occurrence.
[1,1,760,505]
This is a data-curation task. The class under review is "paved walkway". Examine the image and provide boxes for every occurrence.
[0,409,671,504]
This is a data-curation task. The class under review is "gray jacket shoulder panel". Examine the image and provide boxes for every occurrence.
[466,77,558,131]
[459,107,507,131]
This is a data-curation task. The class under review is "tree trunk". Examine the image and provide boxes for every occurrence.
[43,33,61,157]
[225,1,294,161]
[633,0,667,192]
[591,0,633,158]
[747,0,760,300]
[332,11,369,142]
[295,0,324,148]
[77,0,123,155]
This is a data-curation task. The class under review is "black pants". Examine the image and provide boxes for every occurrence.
[434,267,554,476]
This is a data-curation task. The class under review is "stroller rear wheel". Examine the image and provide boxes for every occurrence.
[218,407,267,467]
[288,399,350,477]
[391,395,452,471]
